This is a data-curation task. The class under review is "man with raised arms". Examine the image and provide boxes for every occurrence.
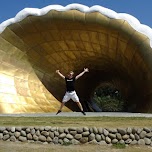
[56,68,89,115]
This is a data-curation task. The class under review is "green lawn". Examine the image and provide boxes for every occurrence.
[0,116,152,128]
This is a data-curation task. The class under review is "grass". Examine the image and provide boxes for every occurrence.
[0,116,152,128]
[0,141,152,152]
[113,143,126,149]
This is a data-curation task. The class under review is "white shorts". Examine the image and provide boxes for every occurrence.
[62,91,79,103]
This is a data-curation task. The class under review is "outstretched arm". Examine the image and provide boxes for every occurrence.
[56,70,65,79]
[75,68,89,80]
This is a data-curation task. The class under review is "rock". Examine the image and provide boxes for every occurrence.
[77,128,83,133]
[53,137,58,144]
[112,139,118,144]
[139,131,146,139]
[9,132,14,136]
[99,141,107,145]
[70,131,77,136]
[75,134,82,140]
[47,137,52,142]
[98,128,103,134]
[39,135,46,142]
[68,127,77,131]
[6,127,11,131]
[28,140,35,143]
[138,139,145,145]
[130,140,137,145]
[125,139,132,144]
[3,134,10,141]
[66,134,73,139]
[110,129,118,134]
[34,127,39,130]
[3,130,8,135]
[116,133,122,140]
[10,136,16,142]
[146,132,152,138]
[117,128,126,135]
[15,127,22,132]
[126,127,132,134]
[27,133,33,140]
[105,137,111,144]
[14,132,20,138]
[58,128,64,134]
[11,127,16,133]
[64,128,69,134]
[135,134,140,140]
[89,128,93,133]
[58,139,63,144]
[130,134,135,140]
[108,133,116,139]
[83,127,89,131]
[137,128,143,134]
[71,139,80,145]
[88,133,95,141]
[119,140,125,144]
[63,138,70,143]
[33,135,38,141]
[101,134,105,140]
[26,128,31,133]
[39,127,44,131]
[19,136,27,142]
[95,134,101,142]
[80,137,88,143]
[54,131,59,137]
[43,142,48,145]
[59,133,66,139]
[132,128,137,134]
[22,127,27,131]
[35,141,42,144]
[30,129,35,135]
[0,127,6,132]
[144,138,151,145]
[44,126,51,131]
[49,132,54,138]
[50,127,57,132]
[143,127,151,133]
[82,131,90,137]
[0,133,3,140]
[89,139,97,144]
[36,130,41,136]
[122,135,129,140]
[103,129,109,136]
[92,127,98,134]
[41,131,49,137]
[21,130,26,137]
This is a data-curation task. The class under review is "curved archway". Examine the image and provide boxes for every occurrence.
[0,5,152,113]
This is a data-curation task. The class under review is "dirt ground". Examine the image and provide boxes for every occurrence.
[0,141,152,152]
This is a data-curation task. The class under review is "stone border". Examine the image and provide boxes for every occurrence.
[0,126,152,146]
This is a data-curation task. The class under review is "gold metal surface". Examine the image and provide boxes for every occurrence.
[0,10,152,113]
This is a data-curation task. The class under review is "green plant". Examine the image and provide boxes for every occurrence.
[112,143,126,149]
[62,141,72,146]
[93,95,125,112]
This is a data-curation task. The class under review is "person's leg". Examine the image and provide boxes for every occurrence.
[56,92,70,115]
[71,91,86,115]
[76,102,83,111]
[56,102,65,115]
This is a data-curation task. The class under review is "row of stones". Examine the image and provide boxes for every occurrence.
[0,126,152,146]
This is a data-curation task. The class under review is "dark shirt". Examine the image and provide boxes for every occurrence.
[65,77,75,92]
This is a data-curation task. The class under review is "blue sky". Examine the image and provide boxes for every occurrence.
[0,0,152,28]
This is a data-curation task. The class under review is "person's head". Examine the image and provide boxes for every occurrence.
[68,71,74,78]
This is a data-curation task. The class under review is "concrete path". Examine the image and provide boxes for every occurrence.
[0,112,152,118]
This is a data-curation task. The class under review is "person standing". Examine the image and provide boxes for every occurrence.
[56,68,89,115]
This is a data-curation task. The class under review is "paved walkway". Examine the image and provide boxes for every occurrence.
[0,112,152,118]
